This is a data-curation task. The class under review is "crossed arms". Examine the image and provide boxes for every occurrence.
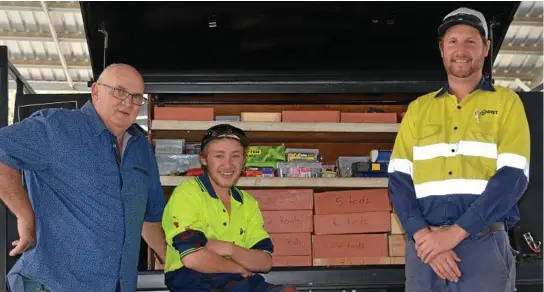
[163,188,273,277]
[181,235,272,276]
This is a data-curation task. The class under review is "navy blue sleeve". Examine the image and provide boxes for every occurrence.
[144,142,166,222]
[456,167,528,236]
[0,110,52,171]
[388,171,429,239]
[250,238,274,254]
[173,229,208,258]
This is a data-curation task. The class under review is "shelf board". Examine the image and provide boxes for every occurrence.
[151,120,399,133]
[160,176,388,188]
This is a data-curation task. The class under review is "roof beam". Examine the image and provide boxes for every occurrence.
[530,67,543,91]
[511,16,543,27]
[11,59,91,69]
[8,80,89,92]
[493,72,534,83]
[7,60,36,94]
[514,78,532,92]
[0,31,86,42]
[0,1,80,12]
[498,45,543,56]
[40,1,74,90]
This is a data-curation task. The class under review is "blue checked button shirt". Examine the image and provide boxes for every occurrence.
[2,101,165,292]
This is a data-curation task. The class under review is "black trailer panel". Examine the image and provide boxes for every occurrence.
[79,1,519,92]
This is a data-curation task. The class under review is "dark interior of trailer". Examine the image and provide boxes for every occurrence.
[81,1,517,81]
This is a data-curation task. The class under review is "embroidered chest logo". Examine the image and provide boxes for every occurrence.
[479,109,498,116]
[474,109,498,124]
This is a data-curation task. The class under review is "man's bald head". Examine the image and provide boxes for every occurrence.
[96,63,144,88]
[91,63,145,138]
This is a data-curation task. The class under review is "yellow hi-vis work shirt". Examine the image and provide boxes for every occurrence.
[162,173,273,289]
[388,78,530,239]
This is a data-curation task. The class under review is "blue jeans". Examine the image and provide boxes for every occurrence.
[405,230,516,292]
[22,277,52,292]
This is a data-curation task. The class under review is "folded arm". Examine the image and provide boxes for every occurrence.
[177,230,248,275]
[456,95,530,236]
[388,103,429,240]
[230,238,273,273]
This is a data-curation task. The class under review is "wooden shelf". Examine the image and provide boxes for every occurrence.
[152,120,399,133]
[160,176,388,188]
[151,121,399,143]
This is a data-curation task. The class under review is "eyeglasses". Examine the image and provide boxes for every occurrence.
[97,83,147,106]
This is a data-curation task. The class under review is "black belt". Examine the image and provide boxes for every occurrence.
[477,222,505,237]
[434,222,505,237]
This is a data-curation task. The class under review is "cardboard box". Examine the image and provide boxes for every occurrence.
[270,233,312,256]
[388,234,407,257]
[312,233,388,259]
[241,112,282,122]
[272,256,312,267]
[314,211,391,235]
[282,111,340,123]
[154,106,214,121]
[314,189,391,215]
[262,210,313,233]
[390,257,406,264]
[313,257,389,266]
[313,257,406,266]
[390,212,404,234]
[340,113,398,123]
[249,189,313,210]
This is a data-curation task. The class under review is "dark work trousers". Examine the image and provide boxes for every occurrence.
[405,230,516,292]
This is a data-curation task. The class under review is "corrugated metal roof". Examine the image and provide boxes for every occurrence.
[1,1,91,92]
[494,0,543,91]
[1,1,542,93]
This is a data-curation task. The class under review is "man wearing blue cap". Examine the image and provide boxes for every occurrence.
[388,7,529,292]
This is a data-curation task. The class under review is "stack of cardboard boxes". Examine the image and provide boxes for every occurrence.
[250,189,314,267]
[250,188,407,267]
[153,107,400,123]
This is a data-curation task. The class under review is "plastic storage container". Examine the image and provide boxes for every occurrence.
[156,154,201,175]
[276,162,322,178]
[336,156,369,177]
[153,139,185,154]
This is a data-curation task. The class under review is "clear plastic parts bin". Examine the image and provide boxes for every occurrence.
[276,162,323,178]
[153,139,185,154]
[156,154,201,176]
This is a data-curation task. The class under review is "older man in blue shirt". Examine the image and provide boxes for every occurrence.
[0,64,166,292]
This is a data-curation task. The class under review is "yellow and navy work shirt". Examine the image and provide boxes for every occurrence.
[388,78,530,238]
[162,173,273,290]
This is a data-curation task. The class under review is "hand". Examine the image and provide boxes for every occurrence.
[10,213,36,256]
[428,250,462,282]
[206,239,235,257]
[413,227,431,242]
[238,266,253,278]
[416,225,468,263]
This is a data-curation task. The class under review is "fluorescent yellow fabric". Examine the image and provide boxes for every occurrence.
[162,176,271,273]
[390,85,530,199]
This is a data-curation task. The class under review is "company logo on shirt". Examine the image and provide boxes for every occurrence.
[479,109,498,116]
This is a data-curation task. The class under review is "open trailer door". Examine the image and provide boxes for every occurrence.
[78,1,542,291]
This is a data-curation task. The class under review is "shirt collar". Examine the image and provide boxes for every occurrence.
[197,172,244,204]
[435,76,495,98]
[81,100,143,137]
